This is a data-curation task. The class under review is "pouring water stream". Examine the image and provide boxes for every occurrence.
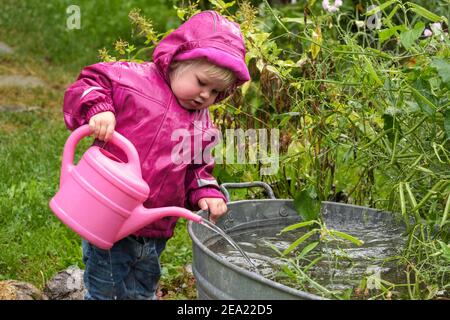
[199,217,259,274]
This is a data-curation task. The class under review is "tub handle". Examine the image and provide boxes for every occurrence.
[219,182,276,202]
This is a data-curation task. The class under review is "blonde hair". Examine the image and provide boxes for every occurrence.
[169,58,236,91]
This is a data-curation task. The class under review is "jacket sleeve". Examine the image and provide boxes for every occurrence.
[63,62,119,130]
[185,161,227,211]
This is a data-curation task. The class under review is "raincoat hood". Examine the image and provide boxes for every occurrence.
[153,10,250,99]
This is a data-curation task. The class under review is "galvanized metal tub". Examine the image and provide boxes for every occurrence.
[188,182,405,300]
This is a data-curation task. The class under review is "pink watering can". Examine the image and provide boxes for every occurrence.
[49,124,203,250]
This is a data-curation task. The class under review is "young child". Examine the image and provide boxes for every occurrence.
[62,11,250,300]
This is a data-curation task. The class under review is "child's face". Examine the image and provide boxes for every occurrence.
[170,63,227,111]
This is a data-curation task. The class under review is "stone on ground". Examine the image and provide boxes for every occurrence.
[0,280,48,300]
[43,265,86,300]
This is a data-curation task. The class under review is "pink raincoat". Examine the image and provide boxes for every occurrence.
[62,11,250,238]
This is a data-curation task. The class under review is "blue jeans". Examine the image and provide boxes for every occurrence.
[82,236,167,300]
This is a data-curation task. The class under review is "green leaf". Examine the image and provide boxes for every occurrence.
[364,0,396,16]
[430,58,450,85]
[304,255,323,273]
[408,81,437,115]
[278,115,292,128]
[298,241,319,259]
[408,3,447,23]
[310,25,322,60]
[329,230,364,246]
[437,240,450,262]
[280,265,297,280]
[293,190,321,221]
[282,230,317,256]
[379,25,406,44]
[175,7,186,21]
[363,56,383,86]
[281,17,310,25]
[308,0,318,7]
[445,108,450,140]
[279,220,318,234]
[212,164,235,183]
[209,0,235,10]
[400,22,425,50]
[382,114,395,142]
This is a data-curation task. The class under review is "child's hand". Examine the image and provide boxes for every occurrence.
[198,198,228,224]
[89,111,116,142]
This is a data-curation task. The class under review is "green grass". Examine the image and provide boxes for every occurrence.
[0,109,83,286]
[0,0,179,75]
[160,219,197,299]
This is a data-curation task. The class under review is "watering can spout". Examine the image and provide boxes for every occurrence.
[116,205,203,241]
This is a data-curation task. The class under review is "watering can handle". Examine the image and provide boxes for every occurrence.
[60,124,141,186]
[219,182,276,202]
